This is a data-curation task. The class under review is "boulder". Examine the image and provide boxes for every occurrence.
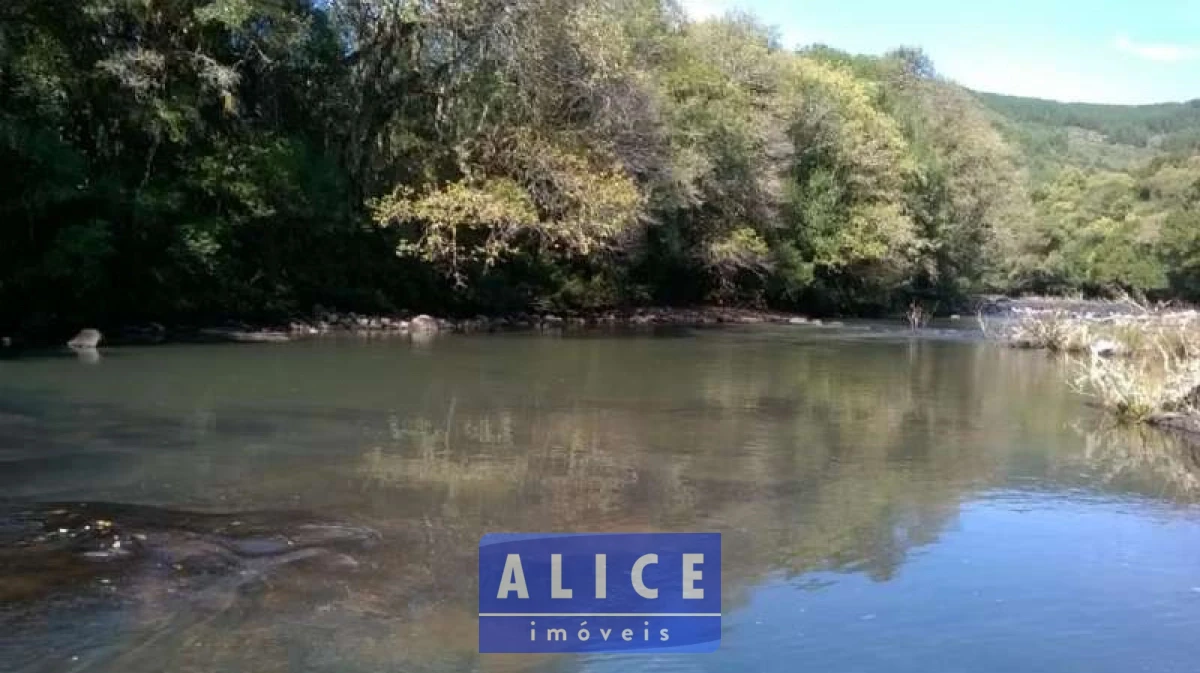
[410,314,439,333]
[67,328,102,349]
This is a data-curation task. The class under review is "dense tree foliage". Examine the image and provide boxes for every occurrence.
[984,93,1200,300]
[3,0,1200,335]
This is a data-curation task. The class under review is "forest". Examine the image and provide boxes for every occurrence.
[3,0,1200,336]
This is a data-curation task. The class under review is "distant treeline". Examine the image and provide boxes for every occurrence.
[2,0,1199,335]
[977,92,1200,149]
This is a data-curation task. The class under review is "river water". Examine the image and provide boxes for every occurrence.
[2,325,1199,672]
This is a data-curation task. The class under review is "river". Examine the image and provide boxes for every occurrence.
[2,324,1199,672]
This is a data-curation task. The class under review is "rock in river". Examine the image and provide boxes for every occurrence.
[67,328,103,349]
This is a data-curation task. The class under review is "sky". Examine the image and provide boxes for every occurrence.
[679,0,1200,105]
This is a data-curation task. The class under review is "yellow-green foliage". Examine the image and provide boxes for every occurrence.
[11,0,1200,325]
[374,130,642,282]
[374,179,538,273]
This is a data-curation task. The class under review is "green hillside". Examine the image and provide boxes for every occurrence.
[973,91,1200,178]
[976,92,1200,147]
[967,91,1200,297]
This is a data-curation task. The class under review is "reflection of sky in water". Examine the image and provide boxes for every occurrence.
[657,501,1200,673]
[1,327,1199,672]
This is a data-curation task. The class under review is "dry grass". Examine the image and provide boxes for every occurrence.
[998,309,1200,425]
[1070,353,1200,422]
[1002,310,1200,358]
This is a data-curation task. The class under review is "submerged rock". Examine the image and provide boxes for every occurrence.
[0,501,379,605]
[67,328,102,349]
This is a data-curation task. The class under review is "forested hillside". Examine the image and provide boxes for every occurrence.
[975,92,1200,177]
[972,92,1200,298]
[2,0,1199,337]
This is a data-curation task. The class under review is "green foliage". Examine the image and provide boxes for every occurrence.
[5,0,1200,333]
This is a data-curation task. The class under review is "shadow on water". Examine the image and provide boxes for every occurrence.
[0,330,1198,672]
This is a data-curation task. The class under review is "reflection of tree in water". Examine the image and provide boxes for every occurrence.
[3,337,1130,672]
[1072,422,1200,500]
[332,340,1072,660]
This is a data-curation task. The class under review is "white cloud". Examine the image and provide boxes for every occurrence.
[1114,35,1199,63]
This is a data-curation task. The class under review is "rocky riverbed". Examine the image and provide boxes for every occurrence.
[0,501,379,605]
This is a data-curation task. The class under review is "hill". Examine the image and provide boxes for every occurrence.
[973,92,1200,179]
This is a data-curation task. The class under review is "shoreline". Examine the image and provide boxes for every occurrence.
[12,293,1162,350]
[6,306,845,350]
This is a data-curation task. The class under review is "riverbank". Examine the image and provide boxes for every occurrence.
[5,306,843,350]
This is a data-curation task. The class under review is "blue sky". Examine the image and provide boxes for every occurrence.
[679,0,1200,104]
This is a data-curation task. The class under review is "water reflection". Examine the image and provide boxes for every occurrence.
[1,329,1198,672]
[75,348,101,365]
[1073,422,1200,499]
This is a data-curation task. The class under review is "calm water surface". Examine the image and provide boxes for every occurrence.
[2,325,1200,672]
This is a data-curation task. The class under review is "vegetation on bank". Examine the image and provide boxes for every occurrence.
[999,309,1200,427]
[3,0,1200,338]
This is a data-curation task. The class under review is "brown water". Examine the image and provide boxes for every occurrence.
[2,325,1200,672]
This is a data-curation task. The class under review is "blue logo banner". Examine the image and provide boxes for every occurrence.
[478,532,721,653]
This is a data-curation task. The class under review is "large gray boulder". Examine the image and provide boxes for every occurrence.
[67,328,102,349]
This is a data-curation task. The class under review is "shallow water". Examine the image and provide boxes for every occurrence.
[2,325,1200,672]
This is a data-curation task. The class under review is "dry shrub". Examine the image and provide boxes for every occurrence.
[1004,309,1200,425]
